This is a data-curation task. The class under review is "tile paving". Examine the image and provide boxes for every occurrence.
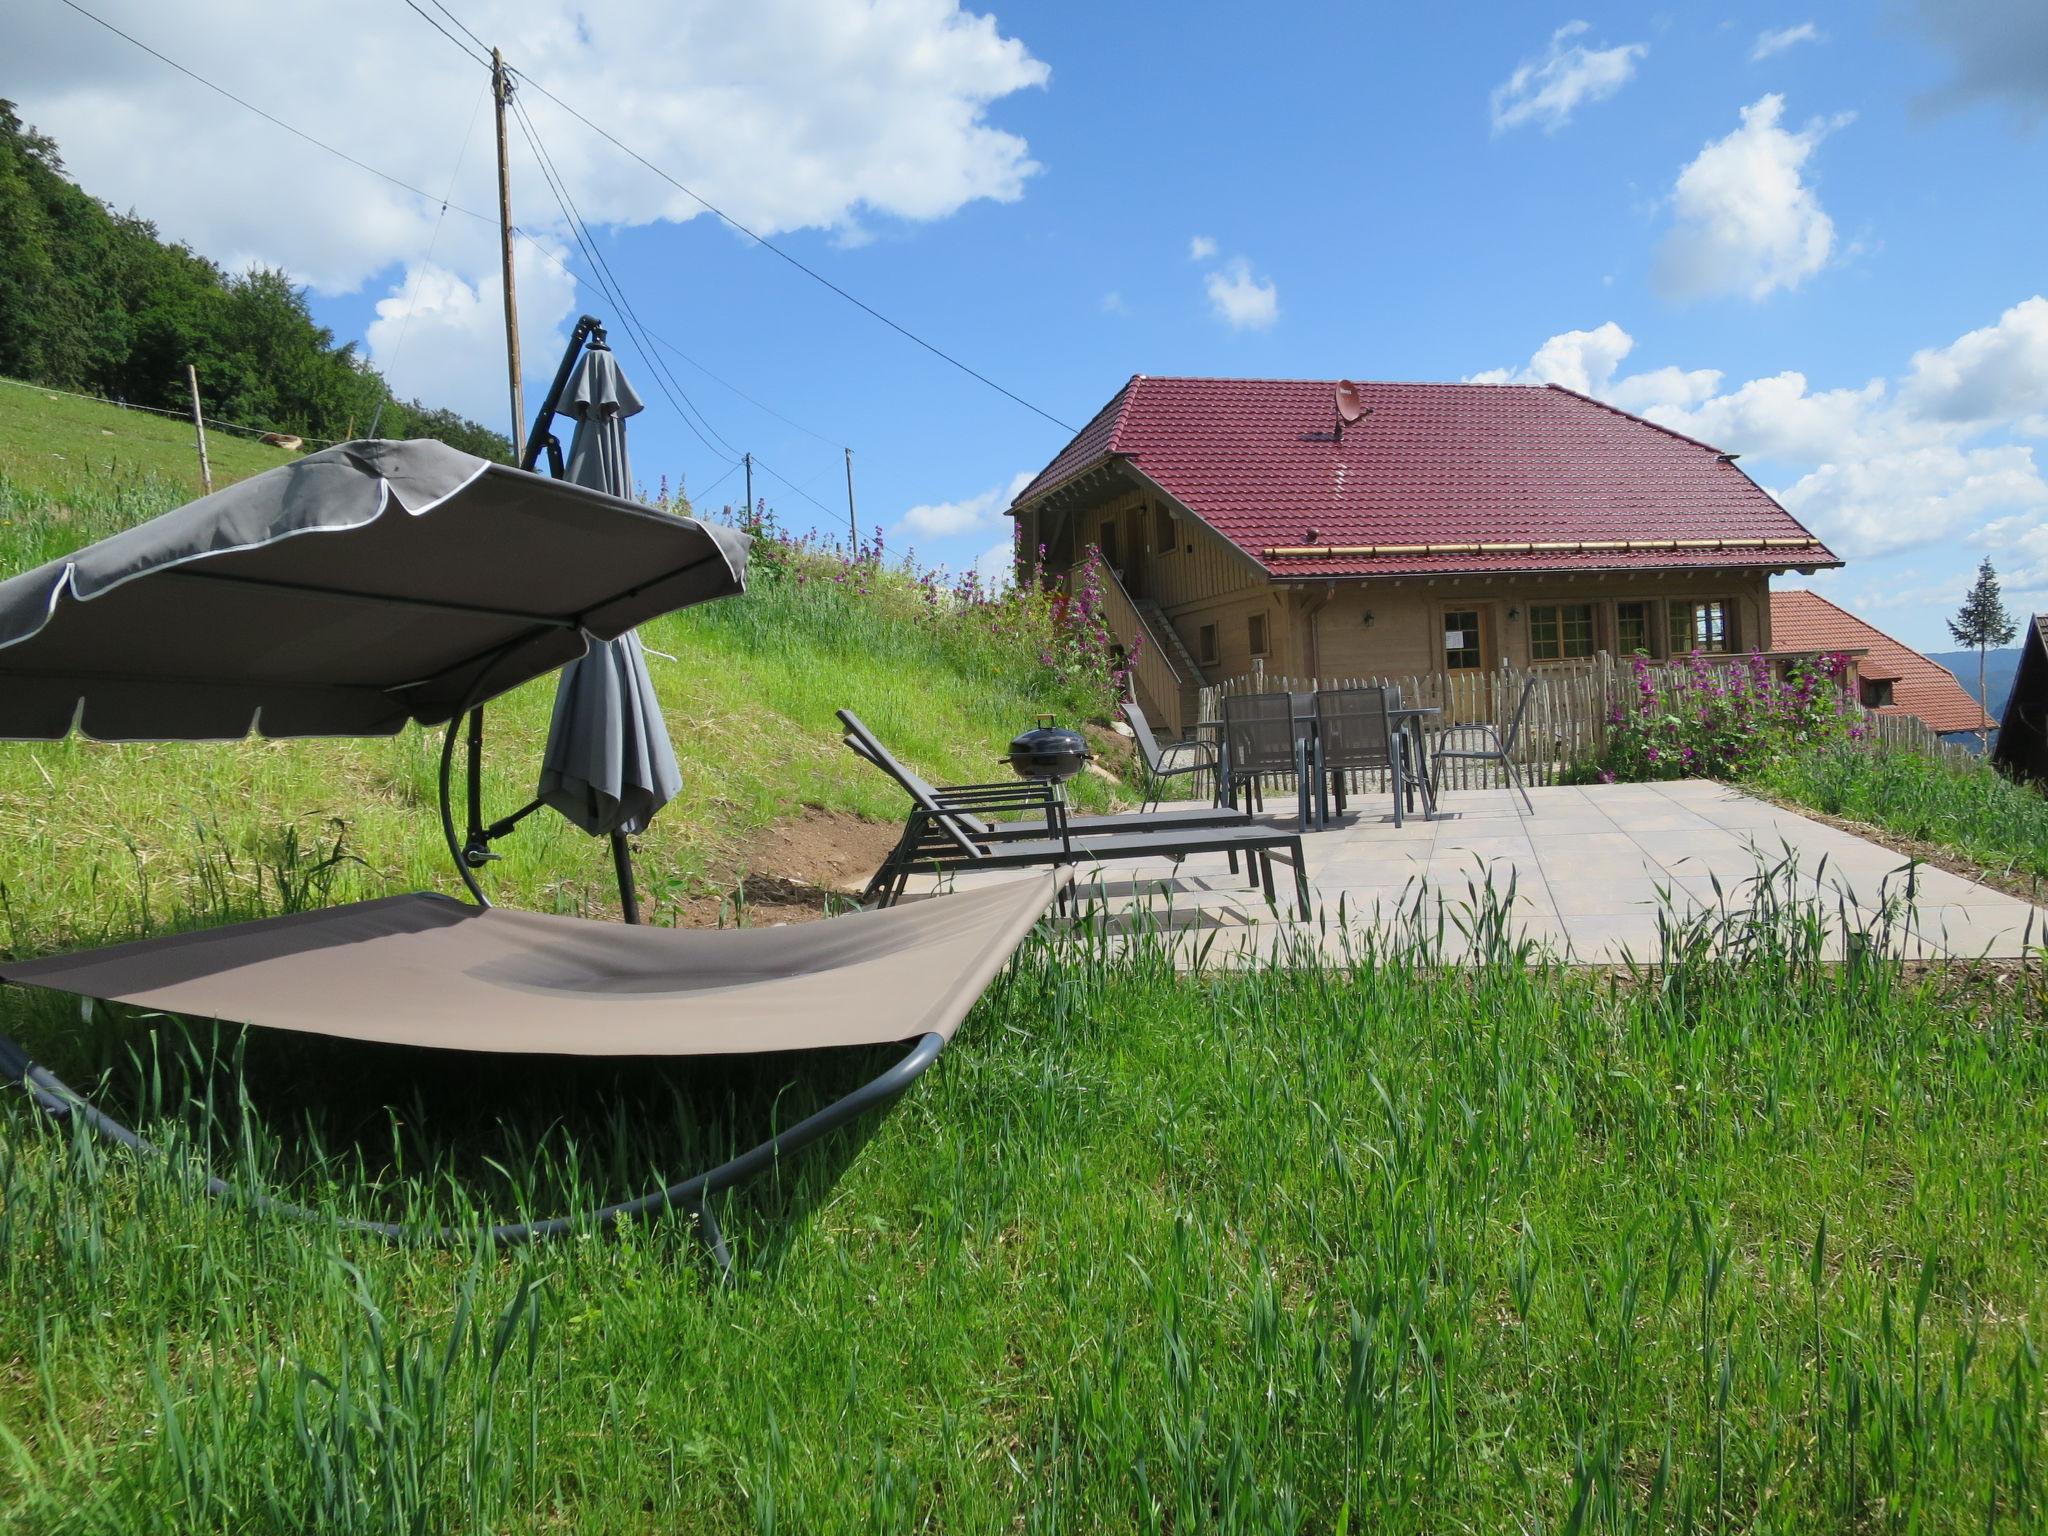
[910,780,2044,966]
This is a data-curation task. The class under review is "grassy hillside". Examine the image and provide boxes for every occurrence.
[0,383,1124,961]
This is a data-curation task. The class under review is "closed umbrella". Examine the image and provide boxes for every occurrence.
[536,342,680,920]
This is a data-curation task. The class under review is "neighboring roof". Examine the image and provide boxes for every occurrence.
[1011,375,1839,579]
[1769,589,1995,735]
[0,438,749,742]
[1991,615,2048,782]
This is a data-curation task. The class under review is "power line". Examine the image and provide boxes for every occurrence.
[61,0,867,490]
[509,68,1076,432]
[397,0,489,67]
[507,97,737,471]
[747,453,842,522]
[511,93,740,460]
[55,0,480,217]
[419,0,489,57]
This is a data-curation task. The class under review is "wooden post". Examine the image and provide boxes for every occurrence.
[743,451,753,517]
[492,47,526,460]
[843,447,858,551]
[185,363,213,495]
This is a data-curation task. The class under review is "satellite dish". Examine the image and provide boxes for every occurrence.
[1335,380,1365,425]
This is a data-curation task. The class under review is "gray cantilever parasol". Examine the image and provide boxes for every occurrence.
[535,342,679,919]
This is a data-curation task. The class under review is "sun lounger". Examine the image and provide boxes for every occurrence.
[0,440,1060,1265]
[839,710,1312,916]
[839,712,1251,841]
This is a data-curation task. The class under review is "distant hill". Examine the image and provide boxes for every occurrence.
[1926,647,2022,720]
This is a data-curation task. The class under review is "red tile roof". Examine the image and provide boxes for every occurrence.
[1770,589,1995,735]
[1012,376,1839,578]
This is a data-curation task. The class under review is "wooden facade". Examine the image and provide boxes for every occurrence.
[1018,471,1779,738]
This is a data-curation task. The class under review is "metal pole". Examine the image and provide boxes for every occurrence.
[185,363,213,495]
[844,446,857,552]
[493,47,526,461]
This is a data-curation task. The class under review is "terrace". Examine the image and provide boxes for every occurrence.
[910,779,2046,963]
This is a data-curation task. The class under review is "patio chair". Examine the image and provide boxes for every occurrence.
[841,710,1312,917]
[1221,691,1310,828]
[1312,686,1406,828]
[1121,697,1220,811]
[1430,675,1538,814]
[0,439,1065,1269]
[840,714,1249,842]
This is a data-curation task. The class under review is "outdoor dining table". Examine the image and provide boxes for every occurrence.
[1195,697,1445,829]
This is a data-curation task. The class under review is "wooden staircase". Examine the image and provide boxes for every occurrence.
[1084,553,1207,737]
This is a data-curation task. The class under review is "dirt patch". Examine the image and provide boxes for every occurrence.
[1752,790,2048,906]
[671,809,901,928]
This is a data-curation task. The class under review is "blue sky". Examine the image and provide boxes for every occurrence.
[12,0,2048,648]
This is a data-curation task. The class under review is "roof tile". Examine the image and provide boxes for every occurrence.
[1014,376,1840,579]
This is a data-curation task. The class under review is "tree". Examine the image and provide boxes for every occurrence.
[1946,558,2017,748]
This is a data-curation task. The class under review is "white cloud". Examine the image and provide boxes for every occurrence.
[1466,321,1635,394]
[366,238,580,428]
[1773,444,2048,555]
[1470,301,2048,566]
[1203,257,1280,331]
[1490,21,1647,134]
[1188,234,1218,261]
[972,539,1016,593]
[1655,95,1846,301]
[1899,296,2048,425]
[9,0,1049,418]
[1751,23,1822,61]
[1912,0,2048,127]
[897,470,1033,540]
[1100,290,1129,315]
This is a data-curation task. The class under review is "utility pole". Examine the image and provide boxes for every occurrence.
[492,47,526,460]
[184,363,213,495]
[743,451,753,518]
[844,447,858,552]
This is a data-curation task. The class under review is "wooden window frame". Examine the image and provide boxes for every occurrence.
[1153,504,1175,556]
[1197,622,1219,668]
[1440,605,1486,672]
[1614,598,1657,658]
[1247,611,1269,659]
[1667,596,1735,656]
[1528,601,1598,664]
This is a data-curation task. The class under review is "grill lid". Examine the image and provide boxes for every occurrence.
[1006,716,1091,782]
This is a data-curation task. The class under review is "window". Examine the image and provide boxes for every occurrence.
[1247,612,1268,657]
[1860,676,1895,709]
[1197,623,1219,667]
[1616,600,1655,656]
[1443,609,1483,670]
[1154,504,1175,554]
[1098,521,1119,568]
[1529,602,1597,662]
[1668,598,1732,655]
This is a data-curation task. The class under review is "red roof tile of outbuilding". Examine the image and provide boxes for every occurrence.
[1770,589,1994,735]
[1012,376,1839,579]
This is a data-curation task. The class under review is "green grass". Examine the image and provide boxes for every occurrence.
[4,386,2047,1531]
[0,386,1119,949]
[2,892,2045,1532]
[1754,740,2048,887]
[0,376,288,501]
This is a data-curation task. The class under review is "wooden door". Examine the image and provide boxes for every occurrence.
[1439,605,1493,722]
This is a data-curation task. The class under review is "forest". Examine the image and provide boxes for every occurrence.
[0,101,509,458]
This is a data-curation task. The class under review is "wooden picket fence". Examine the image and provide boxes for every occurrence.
[1189,651,1968,800]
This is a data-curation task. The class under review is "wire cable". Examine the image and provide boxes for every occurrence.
[508,69,1076,432]
[397,0,490,67]
[511,93,740,460]
[369,77,490,436]
[747,453,843,522]
[507,98,737,472]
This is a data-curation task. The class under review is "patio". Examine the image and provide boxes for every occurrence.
[914,780,2045,965]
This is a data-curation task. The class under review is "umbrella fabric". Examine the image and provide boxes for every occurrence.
[538,346,681,835]
[0,439,747,742]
